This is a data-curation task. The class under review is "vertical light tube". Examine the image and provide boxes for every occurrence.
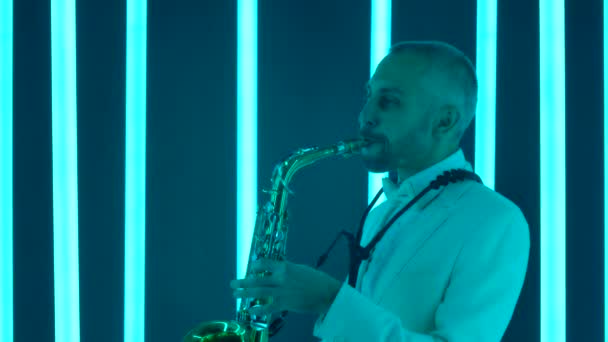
[236,0,257,310]
[605,0,608,340]
[369,0,391,204]
[124,0,147,340]
[0,0,13,340]
[539,0,566,341]
[50,0,80,340]
[475,0,497,190]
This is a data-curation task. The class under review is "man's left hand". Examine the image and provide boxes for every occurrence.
[230,258,342,316]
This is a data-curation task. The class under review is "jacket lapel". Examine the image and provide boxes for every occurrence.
[369,181,475,303]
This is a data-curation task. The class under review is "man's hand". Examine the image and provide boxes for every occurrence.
[230,258,342,316]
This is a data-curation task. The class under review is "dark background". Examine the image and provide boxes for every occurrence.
[11,0,603,341]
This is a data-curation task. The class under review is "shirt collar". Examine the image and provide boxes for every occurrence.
[381,148,473,202]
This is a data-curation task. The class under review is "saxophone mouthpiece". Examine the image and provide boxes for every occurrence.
[337,139,370,155]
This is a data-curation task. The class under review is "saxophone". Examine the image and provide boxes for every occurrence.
[182,138,368,342]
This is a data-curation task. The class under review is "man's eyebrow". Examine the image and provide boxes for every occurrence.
[379,87,403,94]
[365,83,404,95]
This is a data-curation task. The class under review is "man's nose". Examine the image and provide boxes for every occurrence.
[358,107,378,131]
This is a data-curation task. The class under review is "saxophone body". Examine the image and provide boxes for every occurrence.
[182,139,367,342]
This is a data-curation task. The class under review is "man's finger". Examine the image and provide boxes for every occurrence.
[249,258,283,273]
[230,275,278,289]
[248,303,280,316]
[233,287,277,299]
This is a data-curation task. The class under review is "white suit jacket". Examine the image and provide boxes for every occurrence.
[313,149,530,342]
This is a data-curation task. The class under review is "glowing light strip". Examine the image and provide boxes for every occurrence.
[368,0,391,204]
[0,0,13,340]
[605,0,608,340]
[539,0,566,341]
[124,0,147,340]
[474,0,497,190]
[236,0,257,309]
[50,0,80,340]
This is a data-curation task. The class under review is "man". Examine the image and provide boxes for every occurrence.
[231,41,530,341]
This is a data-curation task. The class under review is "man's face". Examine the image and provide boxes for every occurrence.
[358,52,437,174]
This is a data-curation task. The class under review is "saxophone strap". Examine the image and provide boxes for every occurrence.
[346,168,483,288]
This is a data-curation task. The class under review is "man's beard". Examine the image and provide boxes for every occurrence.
[361,135,396,173]
[361,144,394,173]
[362,158,391,173]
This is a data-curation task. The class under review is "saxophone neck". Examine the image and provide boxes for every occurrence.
[271,139,367,189]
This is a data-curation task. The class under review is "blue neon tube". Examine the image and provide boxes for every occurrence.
[236,0,258,310]
[539,0,566,341]
[0,0,13,340]
[475,0,497,190]
[50,0,81,340]
[604,0,608,340]
[368,0,391,205]
[124,0,147,340]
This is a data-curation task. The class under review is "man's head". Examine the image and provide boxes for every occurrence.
[358,41,478,179]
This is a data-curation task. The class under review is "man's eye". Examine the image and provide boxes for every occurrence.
[378,96,399,109]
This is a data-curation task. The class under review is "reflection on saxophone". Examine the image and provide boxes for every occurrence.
[182,139,368,342]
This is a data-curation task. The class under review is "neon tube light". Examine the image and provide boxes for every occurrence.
[236,0,258,310]
[368,0,391,204]
[539,0,566,341]
[50,0,81,339]
[0,0,13,340]
[124,0,147,340]
[475,0,497,190]
[604,0,608,340]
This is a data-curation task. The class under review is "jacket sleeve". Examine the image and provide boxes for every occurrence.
[313,209,530,342]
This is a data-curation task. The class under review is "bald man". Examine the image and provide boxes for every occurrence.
[231,41,530,341]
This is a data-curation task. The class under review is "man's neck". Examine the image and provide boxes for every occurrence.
[396,146,459,184]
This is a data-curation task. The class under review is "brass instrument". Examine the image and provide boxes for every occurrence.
[183,139,368,342]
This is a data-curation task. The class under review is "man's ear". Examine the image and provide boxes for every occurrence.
[433,105,460,137]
